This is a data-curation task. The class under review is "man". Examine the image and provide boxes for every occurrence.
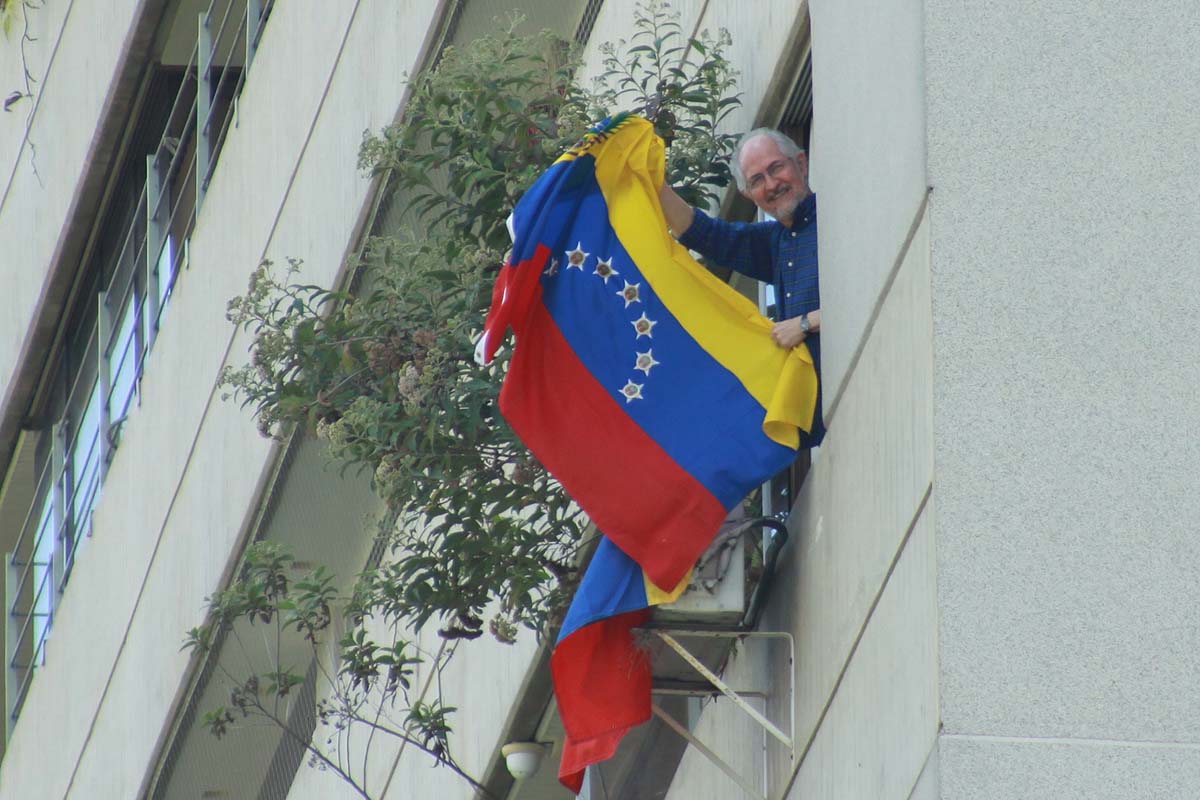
[659,128,825,446]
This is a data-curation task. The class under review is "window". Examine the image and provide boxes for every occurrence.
[3,0,275,730]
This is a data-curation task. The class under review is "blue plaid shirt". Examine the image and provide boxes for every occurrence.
[677,193,824,445]
[677,193,819,321]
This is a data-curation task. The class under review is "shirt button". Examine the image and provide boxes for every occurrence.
[788,261,793,266]
[786,292,792,298]
[791,232,796,237]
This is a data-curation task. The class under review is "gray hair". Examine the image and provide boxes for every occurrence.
[730,128,805,192]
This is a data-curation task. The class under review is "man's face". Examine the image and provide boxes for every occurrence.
[739,135,810,224]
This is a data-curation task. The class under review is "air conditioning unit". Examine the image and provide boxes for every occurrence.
[654,519,751,627]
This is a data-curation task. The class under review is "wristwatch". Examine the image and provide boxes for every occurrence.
[798,313,812,334]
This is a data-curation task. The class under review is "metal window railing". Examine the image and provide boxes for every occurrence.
[575,0,606,45]
[5,0,274,731]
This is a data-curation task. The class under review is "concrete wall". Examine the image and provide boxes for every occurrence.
[0,0,143,433]
[0,1,442,797]
[0,0,66,176]
[665,211,936,800]
[20,0,1198,797]
[663,2,936,798]
[580,0,804,153]
[283,4,825,796]
[808,0,928,402]
[284,622,545,800]
[926,1,1200,797]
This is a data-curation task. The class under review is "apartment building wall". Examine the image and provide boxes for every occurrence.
[0,0,154,460]
[662,0,1200,797]
[281,633,549,800]
[0,2,447,797]
[281,4,824,798]
[10,0,1194,798]
[274,2,1199,797]
[927,2,1200,797]
[660,1,936,798]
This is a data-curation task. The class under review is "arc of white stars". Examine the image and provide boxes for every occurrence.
[634,349,660,376]
[593,256,619,284]
[620,380,645,403]
[617,280,642,308]
[631,313,657,339]
[565,242,589,270]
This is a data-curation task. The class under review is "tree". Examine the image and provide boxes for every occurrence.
[192,4,743,796]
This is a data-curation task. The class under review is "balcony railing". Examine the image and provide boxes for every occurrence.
[5,0,274,729]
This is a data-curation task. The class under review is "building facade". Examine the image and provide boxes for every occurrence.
[0,1,1196,799]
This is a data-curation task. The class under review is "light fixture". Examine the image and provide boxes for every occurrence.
[501,741,546,781]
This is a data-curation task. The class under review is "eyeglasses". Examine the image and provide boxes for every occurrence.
[746,159,792,192]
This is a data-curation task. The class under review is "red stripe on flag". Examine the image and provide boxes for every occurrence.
[552,608,652,792]
[481,246,551,364]
[501,301,727,590]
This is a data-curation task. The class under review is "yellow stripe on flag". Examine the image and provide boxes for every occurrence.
[645,568,691,606]
[592,119,817,448]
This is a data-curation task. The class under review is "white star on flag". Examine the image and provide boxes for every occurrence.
[617,281,642,308]
[634,349,660,375]
[620,380,644,402]
[594,257,619,283]
[631,313,657,339]
[565,243,589,270]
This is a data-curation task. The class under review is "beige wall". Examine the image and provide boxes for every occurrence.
[665,0,937,797]
[0,0,142,440]
[0,1,943,798]
[283,624,546,800]
[928,1,1200,796]
[0,0,69,176]
[665,211,935,800]
[0,1,442,797]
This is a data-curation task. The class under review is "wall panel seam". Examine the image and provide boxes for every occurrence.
[782,481,933,798]
[942,733,1200,750]
[904,735,939,800]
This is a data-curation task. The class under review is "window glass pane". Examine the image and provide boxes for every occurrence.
[158,237,174,311]
[69,379,102,541]
[108,296,138,421]
[32,487,55,664]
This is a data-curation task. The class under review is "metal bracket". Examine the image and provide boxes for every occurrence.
[647,629,795,800]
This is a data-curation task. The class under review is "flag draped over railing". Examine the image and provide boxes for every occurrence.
[478,115,818,792]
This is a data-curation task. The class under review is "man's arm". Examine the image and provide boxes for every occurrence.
[658,185,774,283]
[660,184,819,352]
[659,184,695,237]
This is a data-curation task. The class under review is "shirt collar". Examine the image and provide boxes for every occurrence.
[787,193,816,229]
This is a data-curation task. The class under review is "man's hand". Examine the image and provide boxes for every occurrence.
[772,317,808,348]
[771,309,820,349]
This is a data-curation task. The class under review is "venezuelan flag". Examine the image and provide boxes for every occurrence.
[480,115,818,590]
[479,115,819,790]
[550,537,687,791]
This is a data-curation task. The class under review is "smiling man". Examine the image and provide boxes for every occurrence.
[659,127,825,446]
